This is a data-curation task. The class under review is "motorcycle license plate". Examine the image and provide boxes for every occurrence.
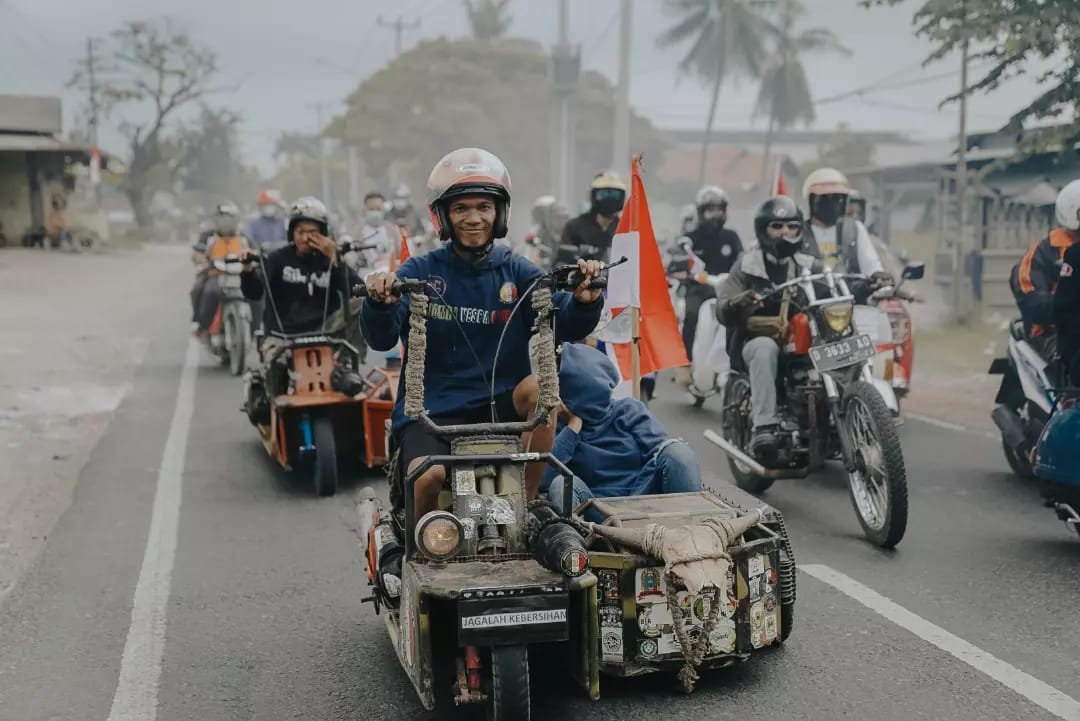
[809,334,875,371]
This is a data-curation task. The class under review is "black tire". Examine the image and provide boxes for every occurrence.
[486,645,530,721]
[312,415,338,497]
[778,540,795,643]
[721,374,774,494]
[1001,436,1034,479]
[842,381,908,548]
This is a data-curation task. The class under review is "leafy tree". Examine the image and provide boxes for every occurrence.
[803,123,875,175]
[754,0,848,182]
[867,0,1080,154]
[463,0,512,40]
[658,0,775,185]
[326,38,669,226]
[173,105,261,206]
[69,18,220,227]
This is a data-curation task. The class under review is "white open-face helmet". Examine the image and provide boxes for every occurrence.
[802,167,850,201]
[1055,179,1080,230]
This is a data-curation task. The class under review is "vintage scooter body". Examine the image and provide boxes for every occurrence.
[1033,395,1080,538]
[989,321,1057,479]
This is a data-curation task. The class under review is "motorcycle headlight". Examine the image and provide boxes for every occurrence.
[822,302,854,333]
[415,511,463,561]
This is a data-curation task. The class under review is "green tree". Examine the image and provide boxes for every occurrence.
[463,0,512,40]
[867,0,1080,154]
[326,38,668,224]
[803,123,875,175]
[658,0,775,185]
[69,18,219,227]
[755,0,848,183]
[172,105,262,207]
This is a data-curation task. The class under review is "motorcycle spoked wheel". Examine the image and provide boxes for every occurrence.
[841,381,908,548]
[484,645,530,721]
[721,374,775,494]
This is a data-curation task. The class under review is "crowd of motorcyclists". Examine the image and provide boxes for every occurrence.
[185,151,1080,520]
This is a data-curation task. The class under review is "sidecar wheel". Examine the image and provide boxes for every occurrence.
[486,645,530,721]
[312,416,338,497]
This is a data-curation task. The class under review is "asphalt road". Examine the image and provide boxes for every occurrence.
[1,305,1078,721]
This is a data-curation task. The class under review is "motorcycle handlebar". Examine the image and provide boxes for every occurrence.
[351,278,427,298]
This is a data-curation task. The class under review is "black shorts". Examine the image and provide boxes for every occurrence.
[398,391,522,474]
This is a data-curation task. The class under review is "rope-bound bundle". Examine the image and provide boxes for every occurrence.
[404,291,428,418]
[587,509,766,693]
[530,286,560,413]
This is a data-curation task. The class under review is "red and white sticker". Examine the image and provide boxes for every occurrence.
[1061,262,1074,278]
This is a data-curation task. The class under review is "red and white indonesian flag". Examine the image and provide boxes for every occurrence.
[593,156,688,387]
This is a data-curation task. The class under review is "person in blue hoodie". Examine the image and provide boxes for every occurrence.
[544,343,703,522]
[362,148,605,521]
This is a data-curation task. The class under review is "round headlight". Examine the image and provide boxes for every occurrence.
[822,302,854,333]
[415,511,463,561]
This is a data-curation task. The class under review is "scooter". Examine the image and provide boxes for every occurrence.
[207,253,254,376]
[1033,390,1080,538]
[988,323,1057,479]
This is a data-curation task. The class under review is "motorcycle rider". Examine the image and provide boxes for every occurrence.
[239,196,367,408]
[520,195,568,268]
[192,202,250,340]
[387,183,428,238]
[361,148,605,523]
[351,191,402,269]
[1011,179,1080,366]
[676,186,743,383]
[245,189,288,253]
[555,171,627,266]
[802,168,887,278]
[717,196,887,459]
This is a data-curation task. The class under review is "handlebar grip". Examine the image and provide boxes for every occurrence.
[562,272,608,290]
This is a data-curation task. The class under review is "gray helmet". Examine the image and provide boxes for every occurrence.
[695,185,728,210]
[287,196,329,241]
[213,201,239,235]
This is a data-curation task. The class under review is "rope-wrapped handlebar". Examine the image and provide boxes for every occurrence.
[404,291,428,418]
[530,287,560,413]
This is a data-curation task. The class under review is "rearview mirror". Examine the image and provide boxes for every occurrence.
[901,262,925,281]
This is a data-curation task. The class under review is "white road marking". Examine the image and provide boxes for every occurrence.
[106,339,199,721]
[801,563,1080,721]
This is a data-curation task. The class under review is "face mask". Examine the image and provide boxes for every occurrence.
[813,196,847,226]
[773,235,802,259]
[393,198,409,211]
[365,210,385,226]
[259,204,277,217]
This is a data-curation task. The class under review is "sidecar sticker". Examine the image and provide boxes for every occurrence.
[461,609,566,629]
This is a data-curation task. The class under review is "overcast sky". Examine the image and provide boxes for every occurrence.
[1,0,1046,175]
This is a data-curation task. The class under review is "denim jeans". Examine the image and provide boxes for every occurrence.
[547,439,703,522]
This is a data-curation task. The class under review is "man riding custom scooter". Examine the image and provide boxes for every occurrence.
[361,147,605,525]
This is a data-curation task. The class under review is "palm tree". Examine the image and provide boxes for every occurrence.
[463,0,512,40]
[755,0,849,185]
[659,0,776,186]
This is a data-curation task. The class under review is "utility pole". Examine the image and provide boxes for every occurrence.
[551,0,580,206]
[612,0,632,172]
[378,15,421,57]
[85,37,102,207]
[310,102,331,208]
[952,2,970,319]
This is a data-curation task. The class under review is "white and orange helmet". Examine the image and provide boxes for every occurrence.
[426,147,512,242]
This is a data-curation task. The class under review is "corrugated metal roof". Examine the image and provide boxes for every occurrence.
[0,133,89,154]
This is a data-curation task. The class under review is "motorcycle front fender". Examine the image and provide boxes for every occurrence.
[869,377,900,414]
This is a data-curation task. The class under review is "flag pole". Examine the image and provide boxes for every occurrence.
[629,152,644,400]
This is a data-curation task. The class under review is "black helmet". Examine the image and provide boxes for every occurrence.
[754,195,804,260]
[287,196,330,241]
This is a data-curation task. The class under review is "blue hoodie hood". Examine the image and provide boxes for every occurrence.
[544,343,671,497]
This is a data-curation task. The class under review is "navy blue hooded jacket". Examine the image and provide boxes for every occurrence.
[360,245,603,433]
[541,343,670,497]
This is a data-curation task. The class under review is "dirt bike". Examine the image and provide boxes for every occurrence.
[207,253,254,376]
[706,263,924,548]
[355,261,796,720]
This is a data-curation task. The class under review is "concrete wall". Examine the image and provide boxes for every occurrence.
[0,153,30,239]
